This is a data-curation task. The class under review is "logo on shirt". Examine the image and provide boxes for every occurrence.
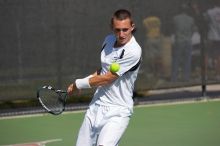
[112,49,125,62]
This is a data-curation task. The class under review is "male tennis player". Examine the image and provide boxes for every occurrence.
[67,9,142,146]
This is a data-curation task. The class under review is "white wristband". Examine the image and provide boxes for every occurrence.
[85,75,94,79]
[75,75,94,89]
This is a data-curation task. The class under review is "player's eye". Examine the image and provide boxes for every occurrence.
[114,28,129,33]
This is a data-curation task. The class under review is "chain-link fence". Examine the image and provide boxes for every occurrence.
[0,0,220,101]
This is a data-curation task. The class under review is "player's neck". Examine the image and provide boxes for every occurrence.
[114,42,124,48]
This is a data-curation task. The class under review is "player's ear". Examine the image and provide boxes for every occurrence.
[131,23,135,32]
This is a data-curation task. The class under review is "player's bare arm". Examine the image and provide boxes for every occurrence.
[67,70,118,95]
[89,71,118,87]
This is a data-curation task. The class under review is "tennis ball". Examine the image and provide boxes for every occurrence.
[110,62,120,73]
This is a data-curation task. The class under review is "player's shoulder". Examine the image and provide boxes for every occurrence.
[127,37,142,53]
[104,34,116,43]
[124,36,142,59]
[101,34,116,51]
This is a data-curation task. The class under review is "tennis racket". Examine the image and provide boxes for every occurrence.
[37,85,68,115]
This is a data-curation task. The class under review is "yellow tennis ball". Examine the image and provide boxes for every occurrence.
[110,62,120,73]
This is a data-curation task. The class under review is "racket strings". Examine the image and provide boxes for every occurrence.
[39,89,66,114]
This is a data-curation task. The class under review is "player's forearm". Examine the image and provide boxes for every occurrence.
[68,71,117,94]
[89,72,118,87]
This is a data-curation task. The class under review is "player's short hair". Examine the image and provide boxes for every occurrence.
[111,9,136,32]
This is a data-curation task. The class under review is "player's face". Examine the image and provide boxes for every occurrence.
[112,18,134,47]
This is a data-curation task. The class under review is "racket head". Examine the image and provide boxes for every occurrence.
[37,85,67,115]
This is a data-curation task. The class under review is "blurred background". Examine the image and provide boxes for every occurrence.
[0,0,220,115]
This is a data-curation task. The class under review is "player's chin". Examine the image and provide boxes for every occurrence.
[118,39,127,45]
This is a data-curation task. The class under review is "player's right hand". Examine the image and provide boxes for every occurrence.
[67,83,75,96]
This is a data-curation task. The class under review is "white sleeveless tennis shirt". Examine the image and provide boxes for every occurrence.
[90,34,142,111]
